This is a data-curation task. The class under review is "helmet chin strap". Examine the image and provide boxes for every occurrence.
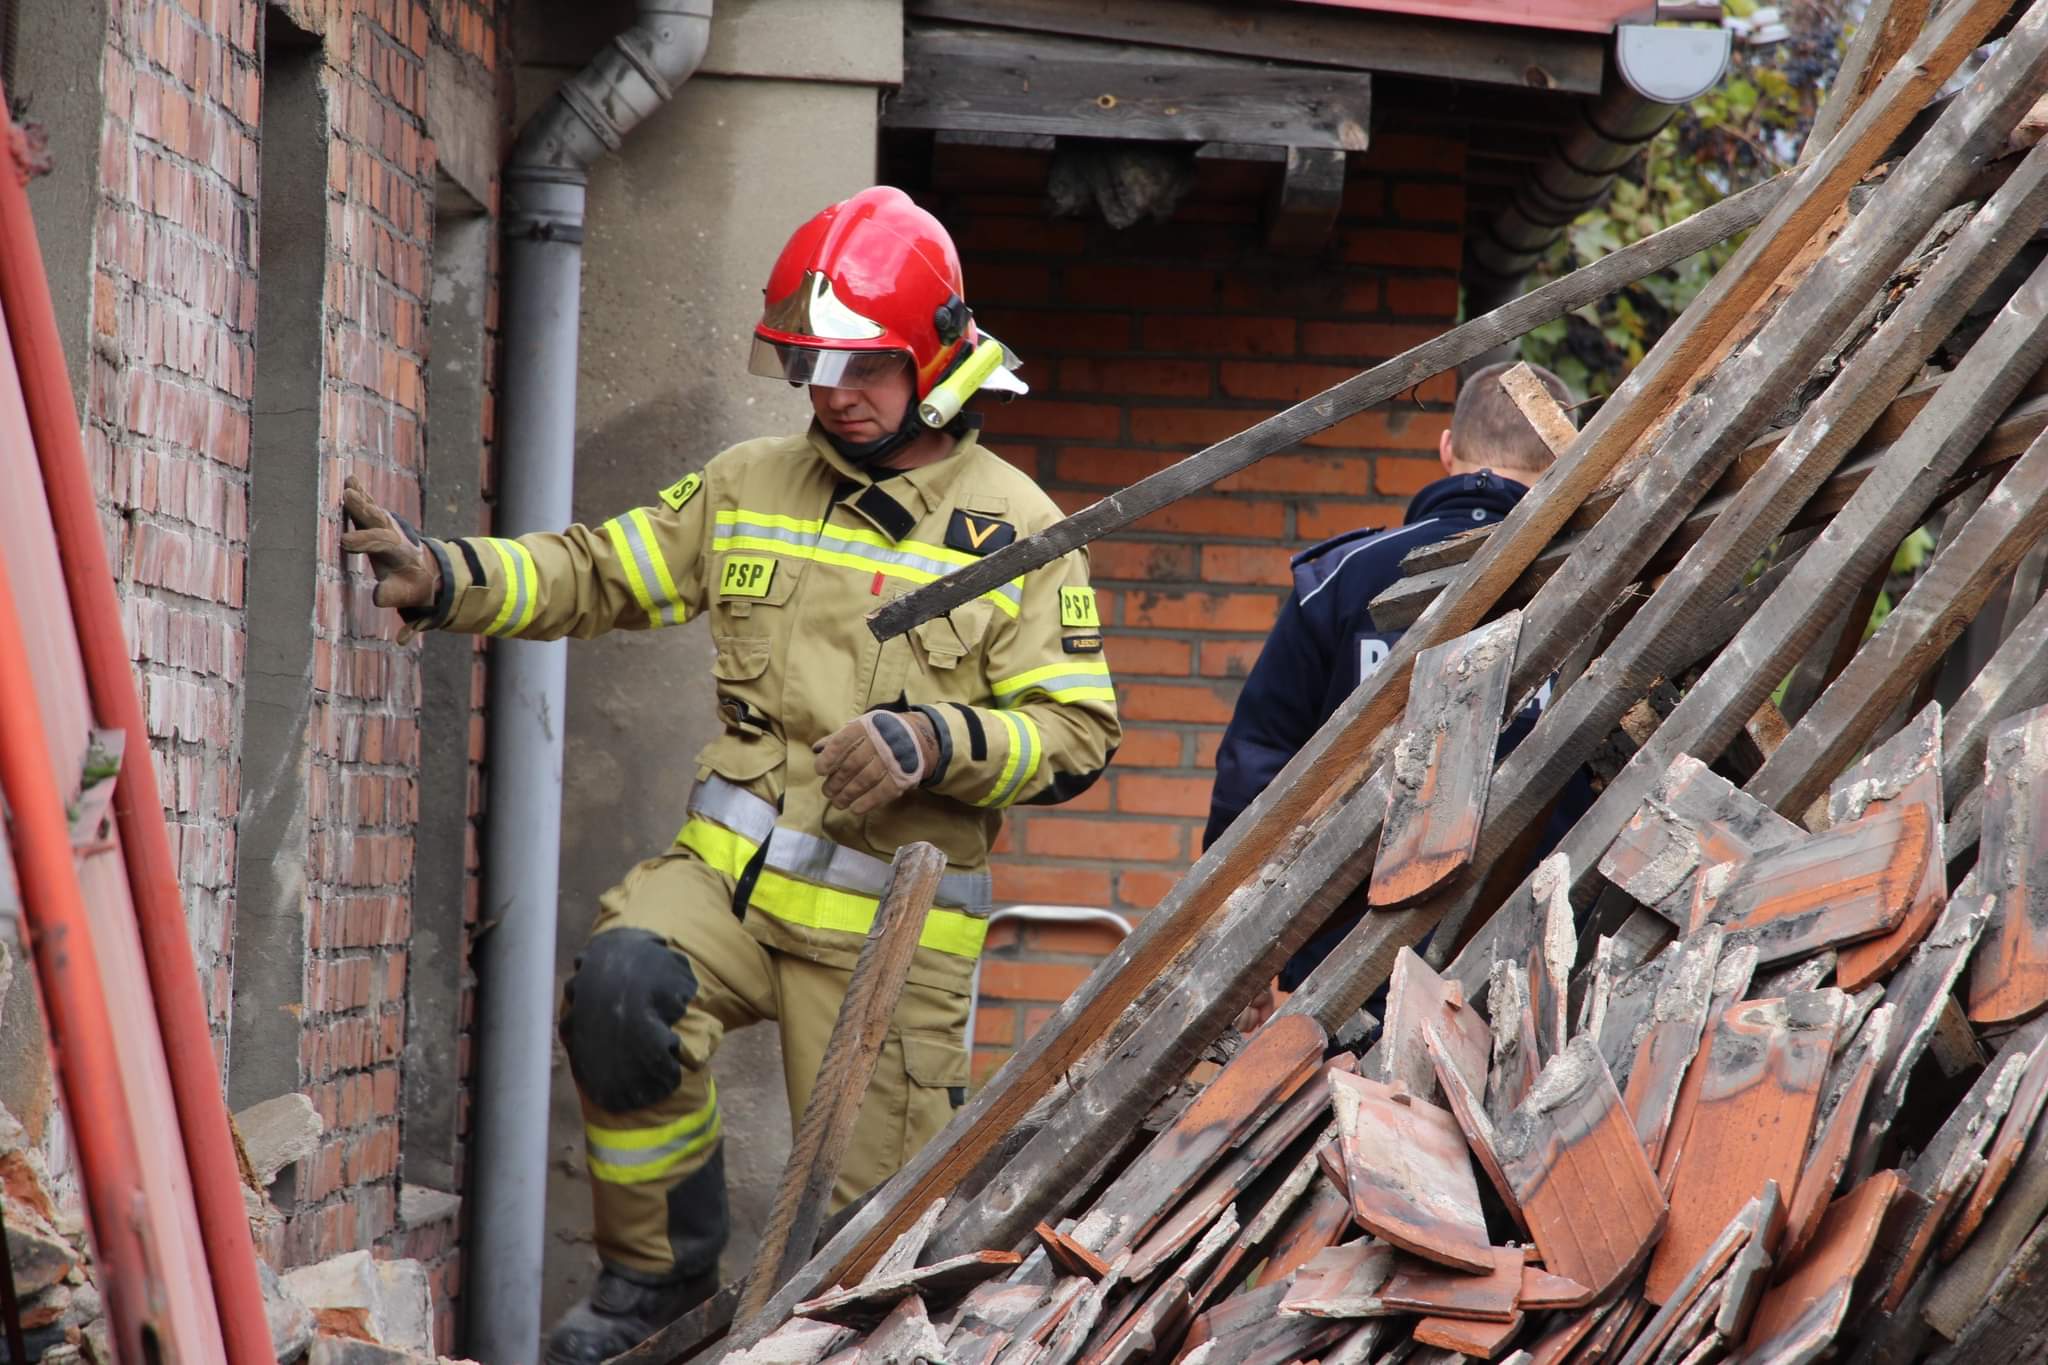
[822,396,928,469]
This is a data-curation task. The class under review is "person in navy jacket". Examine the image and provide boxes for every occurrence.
[1206,361,1576,997]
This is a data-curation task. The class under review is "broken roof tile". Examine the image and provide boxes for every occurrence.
[1331,1072,1492,1272]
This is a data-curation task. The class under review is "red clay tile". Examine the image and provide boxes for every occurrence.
[1331,1072,1492,1272]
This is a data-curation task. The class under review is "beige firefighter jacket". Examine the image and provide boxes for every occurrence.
[416,424,1121,992]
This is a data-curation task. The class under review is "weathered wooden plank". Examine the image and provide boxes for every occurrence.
[904,0,1608,93]
[1801,0,1926,161]
[1073,1013,1325,1255]
[1784,1004,1893,1263]
[1926,1209,2048,1364]
[1500,363,1579,458]
[1395,371,2048,589]
[1371,613,1522,910]
[791,1251,1025,1327]
[1648,993,1837,1304]
[1577,934,1620,1044]
[1330,1071,1490,1272]
[1654,945,1761,1192]
[1436,84,2048,1033]
[734,844,945,1340]
[1495,1037,1667,1300]
[1687,801,1930,965]
[1943,556,2048,811]
[1621,927,1724,1169]
[1968,706,2048,1023]
[1923,1123,2048,1338]
[1942,1043,2048,1260]
[1741,1171,1903,1364]
[1381,948,1489,1105]
[890,25,1370,149]
[1371,397,2048,633]
[1855,895,1995,1181]
[1749,412,2048,816]
[1823,707,1948,991]
[1380,1247,1527,1322]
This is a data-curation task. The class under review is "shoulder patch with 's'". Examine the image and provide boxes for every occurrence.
[1062,634,1104,655]
[1059,586,1101,629]
[946,509,1015,556]
[658,472,703,511]
[719,555,776,598]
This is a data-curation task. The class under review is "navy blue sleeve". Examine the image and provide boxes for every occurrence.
[1203,588,1334,850]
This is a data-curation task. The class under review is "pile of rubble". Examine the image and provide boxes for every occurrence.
[672,2,2048,1363]
[0,1074,470,1363]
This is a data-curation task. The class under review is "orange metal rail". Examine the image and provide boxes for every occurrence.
[1,92,277,1363]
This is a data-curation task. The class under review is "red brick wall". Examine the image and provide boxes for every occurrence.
[914,134,1468,1084]
[81,0,503,1348]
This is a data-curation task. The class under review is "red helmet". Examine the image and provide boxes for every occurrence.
[751,186,1023,401]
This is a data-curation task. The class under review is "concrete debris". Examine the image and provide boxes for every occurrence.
[235,1092,324,1189]
[282,1250,435,1357]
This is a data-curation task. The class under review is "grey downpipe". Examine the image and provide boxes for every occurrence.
[1464,81,1679,318]
[468,3,712,1359]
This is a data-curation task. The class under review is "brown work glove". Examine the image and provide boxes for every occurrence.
[814,709,940,815]
[340,475,440,641]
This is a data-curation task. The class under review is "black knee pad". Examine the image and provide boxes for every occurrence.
[561,928,700,1114]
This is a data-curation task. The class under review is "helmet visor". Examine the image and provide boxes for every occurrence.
[749,338,909,390]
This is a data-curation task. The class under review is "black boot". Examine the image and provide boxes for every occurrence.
[549,1149,730,1363]
[544,1262,717,1365]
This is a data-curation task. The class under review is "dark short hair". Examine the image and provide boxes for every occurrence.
[1451,361,1575,473]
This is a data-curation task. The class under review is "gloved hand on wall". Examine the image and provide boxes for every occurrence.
[813,708,940,815]
[340,476,440,638]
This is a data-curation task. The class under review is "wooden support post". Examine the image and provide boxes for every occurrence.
[1265,146,1346,254]
[730,844,945,1342]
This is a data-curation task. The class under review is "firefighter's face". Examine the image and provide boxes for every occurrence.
[810,359,914,441]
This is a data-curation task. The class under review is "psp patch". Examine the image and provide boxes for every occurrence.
[1059,586,1101,629]
[946,510,1015,556]
[719,555,776,598]
[658,471,703,511]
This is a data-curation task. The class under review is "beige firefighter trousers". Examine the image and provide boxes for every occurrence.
[576,844,971,1276]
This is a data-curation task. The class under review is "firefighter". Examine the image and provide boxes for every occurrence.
[340,187,1121,1362]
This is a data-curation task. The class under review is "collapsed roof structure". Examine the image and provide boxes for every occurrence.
[632,2,2048,1360]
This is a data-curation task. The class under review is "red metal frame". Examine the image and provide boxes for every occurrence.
[1279,0,1654,34]
[1,93,277,1364]
[0,552,158,1365]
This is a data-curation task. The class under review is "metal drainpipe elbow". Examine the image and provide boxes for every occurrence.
[508,0,714,179]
